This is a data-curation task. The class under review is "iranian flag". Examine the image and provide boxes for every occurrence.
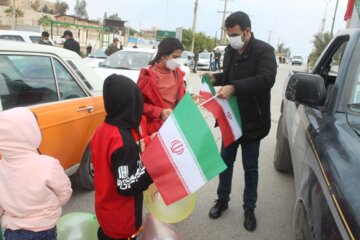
[200,76,242,147]
[141,93,226,205]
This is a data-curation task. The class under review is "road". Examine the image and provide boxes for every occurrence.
[63,63,306,239]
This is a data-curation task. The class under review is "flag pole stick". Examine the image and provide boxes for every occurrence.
[198,94,219,108]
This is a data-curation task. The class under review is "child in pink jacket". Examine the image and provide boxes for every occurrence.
[0,107,72,240]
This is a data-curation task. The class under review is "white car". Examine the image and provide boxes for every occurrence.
[0,30,54,45]
[197,52,212,70]
[84,47,108,68]
[92,48,190,85]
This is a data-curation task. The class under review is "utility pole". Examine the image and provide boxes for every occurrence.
[268,30,272,44]
[12,0,16,30]
[321,0,331,32]
[220,0,228,44]
[330,0,339,36]
[191,0,199,52]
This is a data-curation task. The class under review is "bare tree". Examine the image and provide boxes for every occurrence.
[4,7,24,25]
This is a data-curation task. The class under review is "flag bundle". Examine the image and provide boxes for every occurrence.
[200,76,242,147]
[142,94,226,205]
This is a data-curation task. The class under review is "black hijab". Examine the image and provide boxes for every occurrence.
[103,74,143,129]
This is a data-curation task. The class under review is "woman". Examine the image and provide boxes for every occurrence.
[137,37,186,135]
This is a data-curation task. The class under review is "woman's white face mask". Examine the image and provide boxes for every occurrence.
[228,34,245,50]
[166,58,181,70]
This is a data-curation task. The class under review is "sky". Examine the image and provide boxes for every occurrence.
[63,0,348,58]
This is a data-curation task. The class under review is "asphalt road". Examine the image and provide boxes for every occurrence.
[63,63,306,240]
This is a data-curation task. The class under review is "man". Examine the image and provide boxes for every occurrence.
[86,43,92,56]
[37,31,52,46]
[61,30,80,55]
[105,38,120,56]
[193,50,199,73]
[214,48,221,71]
[207,11,277,232]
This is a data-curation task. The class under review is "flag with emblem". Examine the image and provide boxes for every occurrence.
[141,93,226,205]
[199,76,242,147]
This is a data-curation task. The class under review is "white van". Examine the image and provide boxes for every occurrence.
[0,30,42,43]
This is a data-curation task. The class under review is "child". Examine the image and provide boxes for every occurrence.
[91,74,153,240]
[0,107,72,240]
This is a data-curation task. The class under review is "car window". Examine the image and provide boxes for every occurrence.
[0,55,58,110]
[90,48,107,59]
[199,53,211,59]
[101,50,153,70]
[29,36,41,43]
[53,59,87,100]
[328,42,348,77]
[0,35,25,42]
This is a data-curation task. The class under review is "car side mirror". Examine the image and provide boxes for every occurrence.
[285,73,326,107]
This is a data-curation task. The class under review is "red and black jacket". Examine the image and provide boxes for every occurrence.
[91,74,152,239]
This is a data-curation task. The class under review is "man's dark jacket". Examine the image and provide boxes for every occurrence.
[214,34,277,143]
[64,38,80,55]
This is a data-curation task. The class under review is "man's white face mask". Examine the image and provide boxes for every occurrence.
[228,33,245,50]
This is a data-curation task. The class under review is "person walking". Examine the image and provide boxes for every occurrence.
[86,43,92,56]
[206,11,277,232]
[105,38,120,56]
[37,31,52,45]
[137,37,186,136]
[91,74,153,240]
[193,50,199,73]
[0,107,72,240]
[214,48,221,71]
[61,30,80,55]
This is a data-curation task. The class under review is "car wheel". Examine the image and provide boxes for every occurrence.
[75,144,94,190]
[273,115,292,172]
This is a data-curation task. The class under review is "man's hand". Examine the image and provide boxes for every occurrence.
[217,85,235,99]
[161,109,172,121]
[203,73,216,84]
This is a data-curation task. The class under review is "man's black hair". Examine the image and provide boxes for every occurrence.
[41,31,50,37]
[225,11,251,30]
[149,37,184,65]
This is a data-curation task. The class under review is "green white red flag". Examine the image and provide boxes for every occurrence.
[199,76,242,147]
[141,93,226,205]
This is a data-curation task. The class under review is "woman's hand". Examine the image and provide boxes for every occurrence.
[161,109,172,121]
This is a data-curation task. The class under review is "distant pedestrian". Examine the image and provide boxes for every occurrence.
[193,50,199,73]
[86,43,92,56]
[105,38,120,56]
[120,41,124,50]
[133,44,138,48]
[37,31,52,45]
[61,30,80,55]
[210,50,216,71]
[214,48,221,71]
[0,107,72,240]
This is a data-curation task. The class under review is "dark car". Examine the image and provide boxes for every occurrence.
[274,29,360,239]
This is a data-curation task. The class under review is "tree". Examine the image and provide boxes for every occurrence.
[38,15,52,27]
[74,0,88,19]
[30,0,40,11]
[4,7,24,25]
[182,29,215,52]
[54,0,68,15]
[42,4,50,13]
[308,32,332,67]
[108,13,121,20]
[277,42,291,58]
